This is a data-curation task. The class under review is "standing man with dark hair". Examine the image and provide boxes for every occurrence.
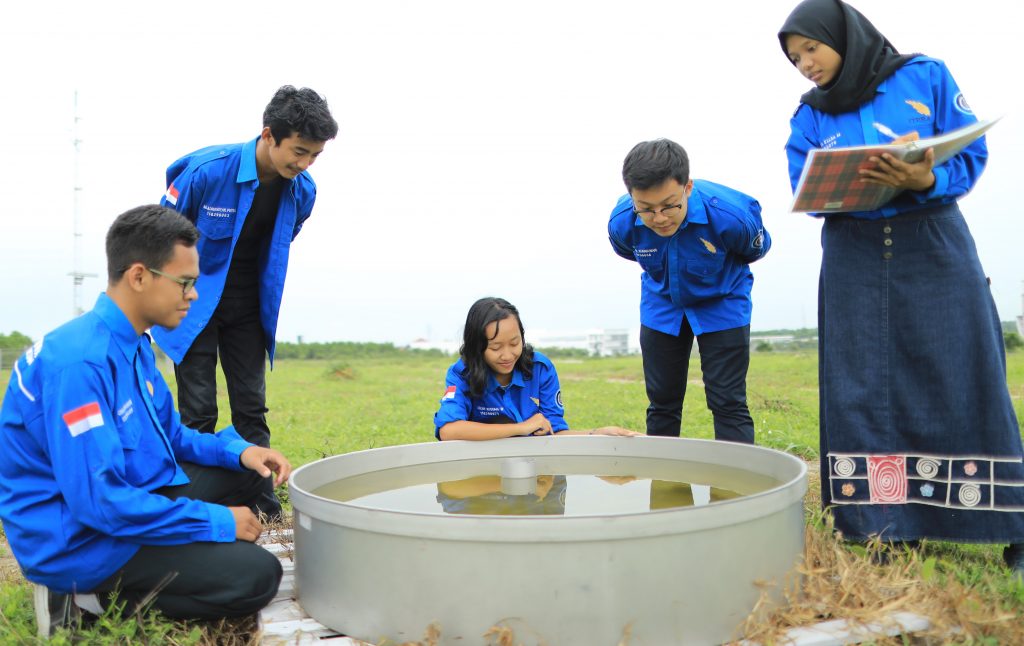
[608,139,771,443]
[154,86,338,519]
[0,205,291,637]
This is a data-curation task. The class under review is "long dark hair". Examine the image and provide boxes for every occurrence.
[459,297,534,399]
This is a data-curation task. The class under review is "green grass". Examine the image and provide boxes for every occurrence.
[1,350,1023,642]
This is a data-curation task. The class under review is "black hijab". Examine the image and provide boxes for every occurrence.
[778,0,916,114]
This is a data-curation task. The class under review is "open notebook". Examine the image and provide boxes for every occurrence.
[791,117,1000,213]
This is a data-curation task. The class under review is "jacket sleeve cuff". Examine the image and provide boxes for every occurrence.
[222,439,253,472]
[207,504,237,542]
[922,166,950,200]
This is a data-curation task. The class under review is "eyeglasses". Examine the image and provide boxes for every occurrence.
[633,203,684,217]
[148,268,197,296]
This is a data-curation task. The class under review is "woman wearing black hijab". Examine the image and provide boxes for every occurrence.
[779,0,1024,575]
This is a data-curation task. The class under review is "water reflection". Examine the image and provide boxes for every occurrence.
[436,475,568,515]
[429,474,744,516]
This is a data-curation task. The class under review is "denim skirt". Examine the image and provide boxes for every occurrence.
[818,202,1024,542]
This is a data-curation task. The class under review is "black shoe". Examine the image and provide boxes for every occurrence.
[33,583,80,638]
[1004,543,1024,578]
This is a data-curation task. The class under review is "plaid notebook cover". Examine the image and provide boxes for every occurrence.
[791,147,900,213]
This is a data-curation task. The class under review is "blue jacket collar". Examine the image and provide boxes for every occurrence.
[682,185,708,227]
[237,137,260,184]
[237,136,301,191]
[487,367,526,393]
[632,183,709,229]
[92,293,143,361]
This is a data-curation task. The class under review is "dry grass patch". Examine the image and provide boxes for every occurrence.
[739,467,1024,645]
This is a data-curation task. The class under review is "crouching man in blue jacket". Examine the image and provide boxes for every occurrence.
[608,139,771,444]
[0,205,291,637]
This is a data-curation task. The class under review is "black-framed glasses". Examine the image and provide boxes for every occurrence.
[633,203,684,217]
[148,268,197,296]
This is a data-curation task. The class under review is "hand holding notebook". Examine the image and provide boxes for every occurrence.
[791,117,1001,213]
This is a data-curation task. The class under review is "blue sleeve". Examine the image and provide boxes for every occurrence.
[608,197,637,261]
[718,198,771,264]
[912,62,987,203]
[785,106,818,194]
[292,183,316,240]
[537,361,568,432]
[44,363,235,545]
[161,158,206,222]
[433,366,473,440]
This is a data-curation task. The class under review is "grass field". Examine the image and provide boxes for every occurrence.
[1,350,1023,643]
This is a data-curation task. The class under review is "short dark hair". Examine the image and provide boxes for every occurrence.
[621,139,690,192]
[263,85,339,144]
[459,297,535,400]
[106,205,198,283]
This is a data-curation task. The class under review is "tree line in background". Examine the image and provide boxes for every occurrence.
[0,331,33,369]
[1,327,1022,367]
[273,340,593,361]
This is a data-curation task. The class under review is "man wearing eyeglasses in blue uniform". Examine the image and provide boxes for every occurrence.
[152,86,337,519]
[608,139,771,443]
[0,206,291,637]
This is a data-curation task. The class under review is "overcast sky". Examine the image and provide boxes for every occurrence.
[2,0,1021,345]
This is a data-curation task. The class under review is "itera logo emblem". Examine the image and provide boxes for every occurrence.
[905,99,931,117]
[954,93,973,115]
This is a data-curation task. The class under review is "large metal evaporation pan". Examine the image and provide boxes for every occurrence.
[289,436,808,645]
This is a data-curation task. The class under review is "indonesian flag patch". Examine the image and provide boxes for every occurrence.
[442,385,456,401]
[62,402,104,437]
[164,183,180,206]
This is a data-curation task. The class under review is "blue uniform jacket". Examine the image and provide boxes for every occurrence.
[433,352,568,439]
[152,137,318,364]
[785,56,986,219]
[0,294,251,593]
[607,180,770,337]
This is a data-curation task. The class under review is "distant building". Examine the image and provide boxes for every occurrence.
[1017,281,1024,337]
[408,337,461,355]
[586,329,630,356]
[531,328,635,357]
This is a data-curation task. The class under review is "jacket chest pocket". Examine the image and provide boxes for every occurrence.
[195,210,235,271]
[117,415,149,484]
[196,209,235,240]
[685,256,725,284]
[636,249,665,276]
[120,418,170,486]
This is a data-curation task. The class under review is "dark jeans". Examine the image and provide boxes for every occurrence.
[174,296,280,518]
[640,320,754,443]
[90,463,282,619]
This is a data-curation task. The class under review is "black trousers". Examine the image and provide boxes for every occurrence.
[640,320,755,443]
[174,296,280,518]
[90,463,282,620]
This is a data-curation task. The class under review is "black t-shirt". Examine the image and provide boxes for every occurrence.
[222,178,285,298]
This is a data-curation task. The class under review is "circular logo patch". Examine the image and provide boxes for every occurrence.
[954,92,973,115]
[555,390,563,408]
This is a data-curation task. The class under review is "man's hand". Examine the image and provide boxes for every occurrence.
[229,506,262,542]
[240,446,292,487]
